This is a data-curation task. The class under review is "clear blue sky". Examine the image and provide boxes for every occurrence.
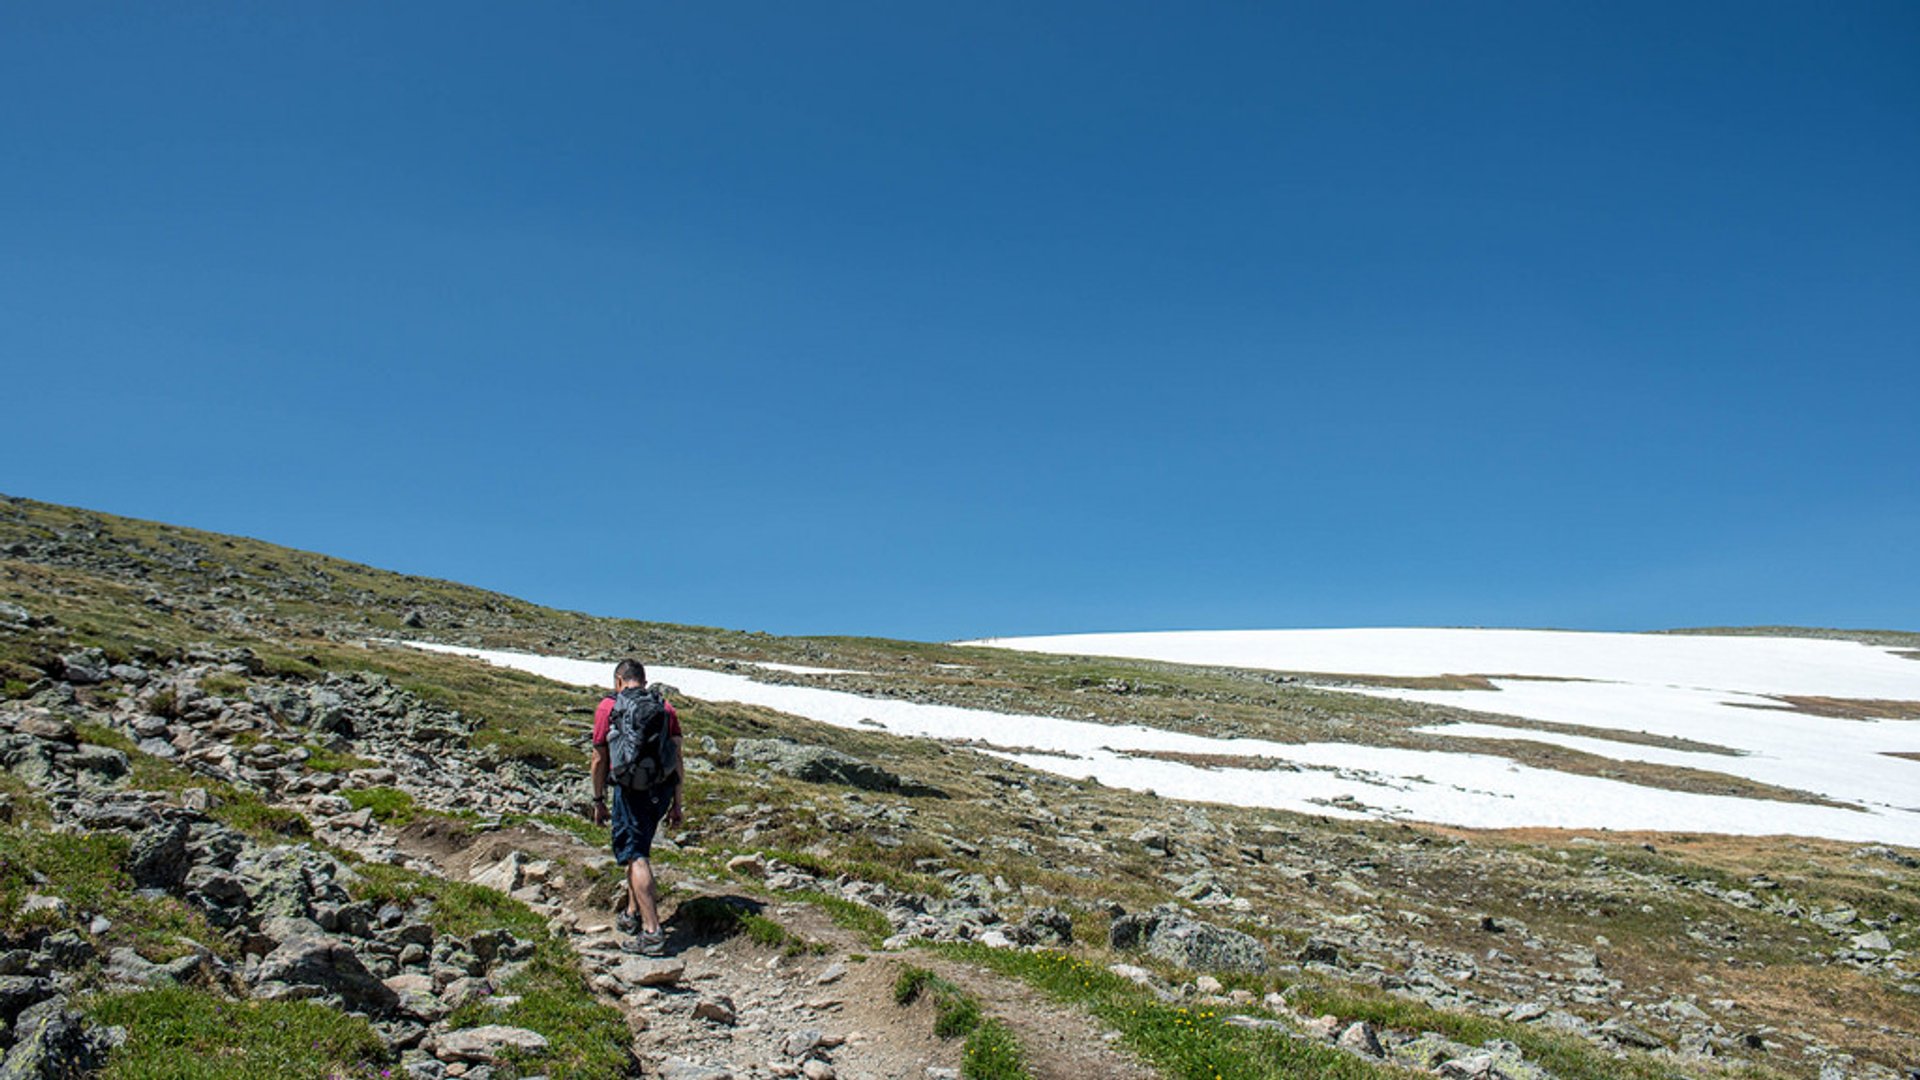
[4,3,1916,640]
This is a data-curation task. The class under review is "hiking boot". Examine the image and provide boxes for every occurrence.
[637,929,666,957]
[615,911,638,936]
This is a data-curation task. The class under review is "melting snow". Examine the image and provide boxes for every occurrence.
[408,636,1920,845]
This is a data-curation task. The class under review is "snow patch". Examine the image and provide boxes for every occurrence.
[403,640,1920,846]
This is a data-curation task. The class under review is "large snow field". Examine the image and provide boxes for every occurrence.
[966,628,1920,837]
[407,638,1920,846]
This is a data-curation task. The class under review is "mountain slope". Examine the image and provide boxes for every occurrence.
[1,493,1916,1079]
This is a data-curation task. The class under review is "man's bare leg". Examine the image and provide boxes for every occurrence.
[629,858,662,934]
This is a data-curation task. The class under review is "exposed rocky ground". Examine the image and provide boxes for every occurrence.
[0,494,1915,1079]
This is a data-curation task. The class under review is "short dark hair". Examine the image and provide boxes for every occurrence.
[614,659,647,685]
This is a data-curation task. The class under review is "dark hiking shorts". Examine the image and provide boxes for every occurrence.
[610,782,674,865]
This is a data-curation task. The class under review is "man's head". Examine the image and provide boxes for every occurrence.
[614,659,647,689]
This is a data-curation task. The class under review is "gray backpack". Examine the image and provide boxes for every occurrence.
[607,687,676,790]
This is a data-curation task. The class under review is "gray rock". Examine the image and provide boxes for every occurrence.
[609,955,685,988]
[0,997,116,1079]
[0,977,53,1026]
[57,651,108,686]
[1337,1020,1384,1057]
[783,1028,823,1058]
[1598,1016,1665,1050]
[434,1025,548,1064]
[68,745,129,782]
[693,995,737,1025]
[659,1059,734,1080]
[1109,905,1267,973]
[732,738,901,792]
[1017,906,1074,946]
[127,821,193,890]
[252,935,399,1013]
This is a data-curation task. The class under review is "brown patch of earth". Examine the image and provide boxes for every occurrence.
[1734,696,1920,721]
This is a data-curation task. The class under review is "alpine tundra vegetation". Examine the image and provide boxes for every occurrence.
[0,493,1915,1079]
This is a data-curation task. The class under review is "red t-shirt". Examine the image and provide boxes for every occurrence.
[592,695,681,746]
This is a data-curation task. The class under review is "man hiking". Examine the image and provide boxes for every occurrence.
[589,658,684,956]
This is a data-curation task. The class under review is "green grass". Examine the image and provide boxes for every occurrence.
[894,965,1031,1078]
[199,673,249,698]
[87,986,390,1079]
[301,743,376,774]
[944,947,1407,1080]
[962,1018,1030,1080]
[788,889,894,944]
[341,785,418,824]
[0,826,229,963]
[524,811,611,849]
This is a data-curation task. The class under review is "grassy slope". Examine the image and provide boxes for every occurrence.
[3,494,1918,1078]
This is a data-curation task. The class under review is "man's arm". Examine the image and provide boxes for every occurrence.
[590,743,610,824]
[668,736,685,825]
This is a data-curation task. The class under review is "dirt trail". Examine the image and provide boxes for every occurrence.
[373,818,1155,1080]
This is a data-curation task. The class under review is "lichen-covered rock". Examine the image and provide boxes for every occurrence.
[251,935,398,1013]
[731,738,900,792]
[1109,904,1267,973]
[0,997,119,1079]
[126,820,192,890]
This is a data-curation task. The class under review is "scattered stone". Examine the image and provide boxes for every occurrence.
[694,995,737,1025]
[659,1059,734,1080]
[1337,1020,1384,1057]
[780,1027,825,1058]
[434,1025,549,1064]
[610,955,685,988]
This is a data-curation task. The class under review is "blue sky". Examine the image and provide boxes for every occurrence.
[3,3,1916,640]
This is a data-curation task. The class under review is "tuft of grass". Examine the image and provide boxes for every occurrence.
[86,986,389,1079]
[213,791,314,841]
[962,1018,1030,1080]
[894,965,938,1005]
[341,785,417,824]
[789,889,893,945]
[300,743,375,774]
[351,862,543,938]
[198,673,249,699]
[892,965,988,1039]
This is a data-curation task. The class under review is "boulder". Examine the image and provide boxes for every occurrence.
[127,821,193,890]
[609,955,685,988]
[56,651,109,686]
[1109,905,1267,973]
[252,935,398,1013]
[469,852,525,894]
[0,977,53,1026]
[732,739,901,792]
[0,997,118,1079]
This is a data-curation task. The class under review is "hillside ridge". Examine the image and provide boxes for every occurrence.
[0,493,1916,1079]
